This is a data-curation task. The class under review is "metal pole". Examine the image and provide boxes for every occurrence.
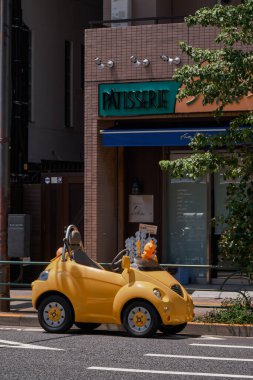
[0,0,12,312]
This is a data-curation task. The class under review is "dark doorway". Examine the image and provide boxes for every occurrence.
[124,147,163,260]
[41,173,83,262]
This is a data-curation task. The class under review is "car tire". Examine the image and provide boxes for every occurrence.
[123,300,159,338]
[38,295,74,333]
[75,322,101,330]
[159,322,187,335]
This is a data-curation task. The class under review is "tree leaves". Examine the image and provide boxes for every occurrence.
[159,1,253,271]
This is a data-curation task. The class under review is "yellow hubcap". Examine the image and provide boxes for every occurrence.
[43,301,66,328]
[128,306,152,333]
[133,311,147,327]
[47,307,61,322]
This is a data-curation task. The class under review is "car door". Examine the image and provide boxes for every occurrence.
[69,261,126,323]
[84,267,126,323]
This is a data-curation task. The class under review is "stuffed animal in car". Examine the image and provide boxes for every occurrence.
[141,239,158,262]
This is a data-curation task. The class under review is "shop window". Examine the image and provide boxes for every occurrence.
[214,172,228,235]
[165,152,208,283]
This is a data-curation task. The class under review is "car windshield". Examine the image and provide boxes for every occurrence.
[133,257,164,272]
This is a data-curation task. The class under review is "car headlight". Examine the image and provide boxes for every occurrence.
[153,288,162,299]
[38,270,50,281]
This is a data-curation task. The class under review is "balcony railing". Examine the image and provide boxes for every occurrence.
[89,16,185,29]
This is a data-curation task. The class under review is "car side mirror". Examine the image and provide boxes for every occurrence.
[122,255,131,272]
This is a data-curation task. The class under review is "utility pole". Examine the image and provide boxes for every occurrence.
[0,0,12,312]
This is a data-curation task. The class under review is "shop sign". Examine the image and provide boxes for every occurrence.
[99,81,180,117]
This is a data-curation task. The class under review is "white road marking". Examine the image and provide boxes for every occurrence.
[194,335,225,340]
[190,343,253,349]
[0,327,43,332]
[145,354,253,362]
[0,339,64,351]
[88,367,253,378]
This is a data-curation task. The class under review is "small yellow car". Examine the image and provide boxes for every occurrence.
[32,225,194,338]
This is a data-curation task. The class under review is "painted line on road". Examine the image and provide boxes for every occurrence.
[88,367,253,378]
[145,354,253,362]
[0,339,64,351]
[194,336,225,340]
[0,327,43,332]
[190,343,253,349]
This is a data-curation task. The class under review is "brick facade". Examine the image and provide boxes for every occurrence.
[84,23,219,261]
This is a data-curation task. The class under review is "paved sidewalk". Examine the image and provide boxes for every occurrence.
[0,288,252,336]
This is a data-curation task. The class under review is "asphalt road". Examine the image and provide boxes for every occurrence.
[0,326,253,379]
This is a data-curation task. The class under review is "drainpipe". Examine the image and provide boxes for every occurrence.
[0,0,12,312]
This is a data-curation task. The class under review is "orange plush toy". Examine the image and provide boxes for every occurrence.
[141,239,158,262]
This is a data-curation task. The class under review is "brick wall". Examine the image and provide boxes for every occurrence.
[84,23,219,260]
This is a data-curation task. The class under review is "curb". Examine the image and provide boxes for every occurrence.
[0,313,253,336]
[0,313,40,328]
[184,322,253,337]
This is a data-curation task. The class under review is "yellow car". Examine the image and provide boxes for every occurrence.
[32,225,194,338]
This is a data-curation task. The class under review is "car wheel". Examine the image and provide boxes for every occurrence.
[75,322,101,330]
[159,322,187,335]
[38,295,74,333]
[123,300,159,338]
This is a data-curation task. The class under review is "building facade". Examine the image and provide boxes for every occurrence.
[84,0,250,284]
[8,0,102,267]
[0,0,248,284]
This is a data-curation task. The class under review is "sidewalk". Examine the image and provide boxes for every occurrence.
[0,287,252,336]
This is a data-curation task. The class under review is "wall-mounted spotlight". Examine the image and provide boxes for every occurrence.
[160,55,173,64]
[94,57,101,65]
[130,55,141,67]
[160,55,181,65]
[173,57,181,65]
[160,55,169,62]
[94,57,105,70]
[94,57,115,70]
[142,58,150,67]
[107,59,114,68]
[130,56,150,67]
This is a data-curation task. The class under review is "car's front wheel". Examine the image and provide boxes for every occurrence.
[159,322,187,335]
[123,300,159,338]
[38,295,74,333]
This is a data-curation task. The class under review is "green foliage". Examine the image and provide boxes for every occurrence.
[195,292,253,325]
[159,1,253,272]
[174,0,253,113]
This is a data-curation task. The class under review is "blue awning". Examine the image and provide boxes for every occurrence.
[100,127,228,147]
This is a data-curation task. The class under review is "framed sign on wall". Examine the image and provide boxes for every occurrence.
[129,195,154,223]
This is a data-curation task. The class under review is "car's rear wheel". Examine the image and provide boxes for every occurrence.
[123,300,159,338]
[159,322,187,335]
[75,322,101,330]
[38,295,74,333]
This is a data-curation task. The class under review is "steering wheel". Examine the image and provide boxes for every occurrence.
[111,248,130,272]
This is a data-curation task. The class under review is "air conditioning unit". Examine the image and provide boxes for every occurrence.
[111,0,132,27]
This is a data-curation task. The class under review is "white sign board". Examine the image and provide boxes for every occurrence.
[139,223,157,235]
[129,195,154,223]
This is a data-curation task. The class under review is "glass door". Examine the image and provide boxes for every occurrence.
[165,152,208,283]
[212,172,229,266]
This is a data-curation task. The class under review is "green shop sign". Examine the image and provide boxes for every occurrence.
[98,81,180,117]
